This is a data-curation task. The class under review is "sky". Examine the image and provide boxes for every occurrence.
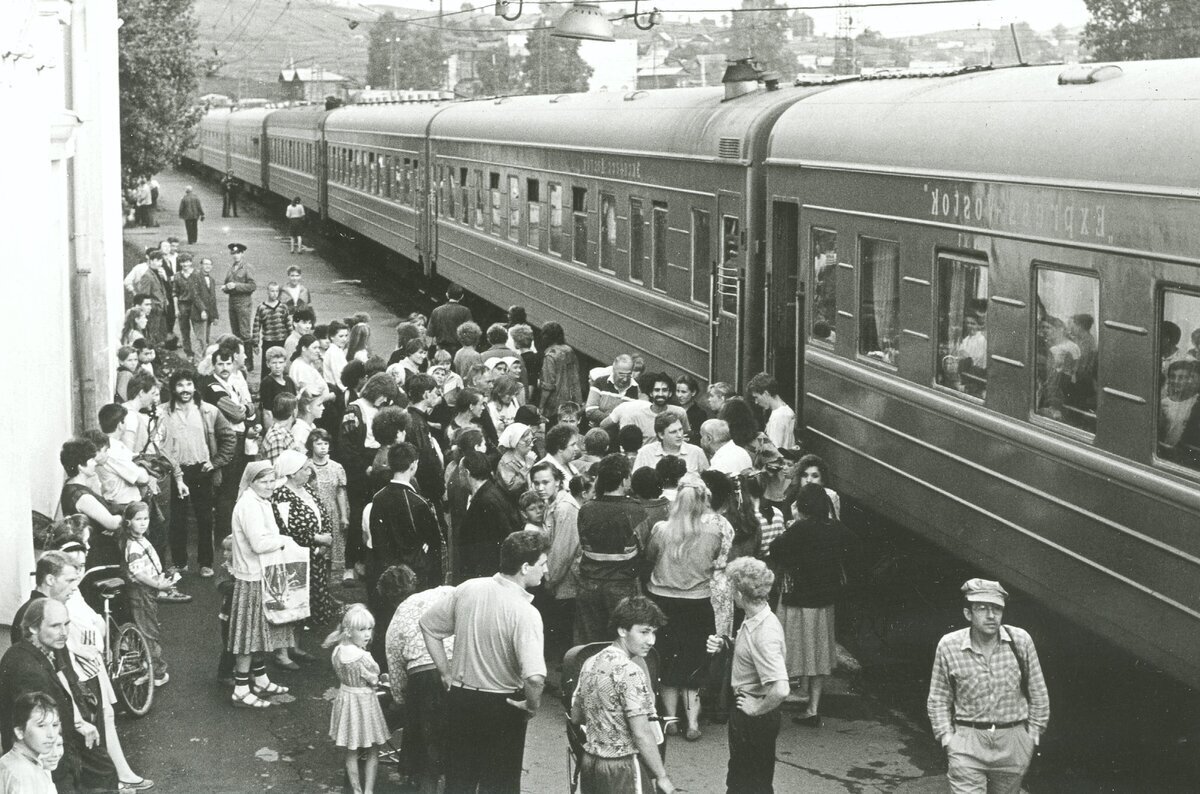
[365,0,1092,37]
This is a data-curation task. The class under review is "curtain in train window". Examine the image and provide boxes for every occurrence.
[459,168,469,224]
[599,192,616,272]
[473,169,484,228]
[527,179,541,249]
[548,183,563,255]
[1033,267,1098,434]
[720,216,740,314]
[1158,290,1200,469]
[446,166,456,217]
[809,228,837,345]
[691,209,711,305]
[651,202,668,291]
[369,152,379,194]
[858,237,899,366]
[508,176,520,243]
[382,156,392,199]
[490,173,502,236]
[936,253,989,400]
[572,187,589,264]
[630,198,645,282]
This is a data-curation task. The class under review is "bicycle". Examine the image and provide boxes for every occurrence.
[83,565,156,717]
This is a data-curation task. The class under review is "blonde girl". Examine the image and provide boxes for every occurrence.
[324,605,390,794]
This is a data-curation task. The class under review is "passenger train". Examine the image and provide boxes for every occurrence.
[184,58,1200,692]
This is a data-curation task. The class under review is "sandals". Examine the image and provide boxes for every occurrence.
[118,778,155,791]
[251,681,290,696]
[231,691,272,709]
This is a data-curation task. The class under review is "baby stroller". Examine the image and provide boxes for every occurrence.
[561,642,671,793]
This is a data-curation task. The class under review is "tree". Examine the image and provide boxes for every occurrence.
[475,45,524,96]
[726,0,798,79]
[118,0,204,187]
[368,12,444,90]
[1083,0,1200,61]
[524,23,593,94]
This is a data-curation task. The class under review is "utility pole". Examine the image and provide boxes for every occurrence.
[834,1,854,75]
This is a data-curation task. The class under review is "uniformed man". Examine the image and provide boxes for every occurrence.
[927,578,1050,794]
[222,243,256,345]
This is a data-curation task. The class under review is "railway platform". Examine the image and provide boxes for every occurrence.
[117,168,954,793]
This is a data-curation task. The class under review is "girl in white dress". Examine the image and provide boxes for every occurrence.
[324,605,390,794]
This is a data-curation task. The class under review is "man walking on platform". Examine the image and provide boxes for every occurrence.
[421,530,549,794]
[428,283,473,353]
[927,579,1049,794]
[222,243,256,345]
[178,186,205,244]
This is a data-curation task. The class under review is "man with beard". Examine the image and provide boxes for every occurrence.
[602,373,691,446]
[0,599,100,793]
[160,369,235,577]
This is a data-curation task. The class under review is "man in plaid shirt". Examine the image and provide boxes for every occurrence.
[927,578,1049,794]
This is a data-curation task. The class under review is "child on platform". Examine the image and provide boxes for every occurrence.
[325,604,390,794]
[307,429,349,581]
[120,501,175,685]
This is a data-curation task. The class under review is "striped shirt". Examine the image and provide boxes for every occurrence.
[926,625,1050,743]
[252,300,293,346]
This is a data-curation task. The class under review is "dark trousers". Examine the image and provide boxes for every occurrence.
[170,464,215,568]
[222,194,238,217]
[402,669,448,790]
[177,301,194,354]
[726,707,781,794]
[214,441,247,545]
[445,686,528,794]
[575,578,640,645]
[184,218,199,244]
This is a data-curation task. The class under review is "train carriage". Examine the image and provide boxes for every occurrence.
[427,85,822,387]
[322,104,448,266]
[264,105,329,215]
[225,107,272,190]
[195,110,232,174]
[765,59,1200,689]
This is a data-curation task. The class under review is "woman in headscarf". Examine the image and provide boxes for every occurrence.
[271,451,336,670]
[495,422,533,503]
[227,461,299,709]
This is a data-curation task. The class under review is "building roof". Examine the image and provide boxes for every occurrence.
[279,68,348,83]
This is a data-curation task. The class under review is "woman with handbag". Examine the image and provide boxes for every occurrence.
[769,483,857,727]
[227,460,300,709]
[270,451,336,670]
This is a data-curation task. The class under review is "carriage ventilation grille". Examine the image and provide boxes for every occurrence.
[718,138,742,159]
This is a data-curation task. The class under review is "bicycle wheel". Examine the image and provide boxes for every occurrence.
[112,623,155,717]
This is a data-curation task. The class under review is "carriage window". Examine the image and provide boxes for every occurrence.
[936,254,989,400]
[651,201,668,291]
[473,169,485,228]
[630,198,645,282]
[458,168,469,224]
[572,187,589,264]
[810,228,837,345]
[599,192,616,273]
[548,183,563,255]
[508,176,520,243]
[446,166,455,217]
[858,237,899,366]
[369,152,379,194]
[692,209,711,305]
[1157,290,1200,468]
[721,216,740,314]
[1034,267,1098,434]
[489,173,502,236]
[382,155,393,199]
[527,179,541,249]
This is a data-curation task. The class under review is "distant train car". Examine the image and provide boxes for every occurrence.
[322,103,449,267]
[426,85,822,385]
[765,60,1200,690]
[263,105,328,215]
[225,107,272,190]
[194,110,231,174]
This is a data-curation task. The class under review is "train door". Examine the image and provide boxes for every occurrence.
[710,191,744,386]
[769,200,803,407]
[416,152,433,277]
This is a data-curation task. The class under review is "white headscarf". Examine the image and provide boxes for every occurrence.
[497,422,531,451]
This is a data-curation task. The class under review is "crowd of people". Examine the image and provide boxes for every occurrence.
[1,219,1051,794]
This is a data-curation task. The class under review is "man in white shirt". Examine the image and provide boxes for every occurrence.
[702,419,753,477]
[747,373,797,454]
[96,403,151,510]
[633,413,709,473]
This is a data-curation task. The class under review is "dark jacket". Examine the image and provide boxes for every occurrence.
[0,640,79,779]
[369,481,444,589]
[428,301,473,348]
[178,194,205,220]
[189,271,220,319]
[770,516,857,608]
[406,407,445,504]
[458,480,521,580]
[577,495,647,583]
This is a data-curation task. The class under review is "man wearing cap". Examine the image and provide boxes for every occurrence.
[222,244,256,345]
[927,578,1049,794]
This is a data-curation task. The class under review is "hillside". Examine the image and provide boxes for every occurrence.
[194,0,384,98]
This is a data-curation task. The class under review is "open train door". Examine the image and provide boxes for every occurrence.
[768,200,804,408]
[416,157,434,278]
[709,191,744,387]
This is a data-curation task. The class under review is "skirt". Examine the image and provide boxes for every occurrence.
[330,686,390,749]
[650,594,714,688]
[780,604,836,677]
[227,578,295,655]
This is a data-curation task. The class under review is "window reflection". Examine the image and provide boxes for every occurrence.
[937,254,989,399]
[1034,267,1097,433]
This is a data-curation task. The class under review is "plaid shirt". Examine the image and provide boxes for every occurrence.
[260,422,298,463]
[252,300,292,346]
[927,625,1050,743]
